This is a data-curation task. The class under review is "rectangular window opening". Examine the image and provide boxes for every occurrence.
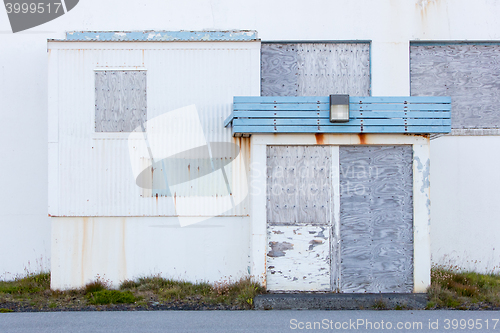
[95,70,147,132]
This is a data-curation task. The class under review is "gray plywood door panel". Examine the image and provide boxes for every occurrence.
[267,146,332,224]
[261,43,371,97]
[339,146,414,293]
[266,145,336,291]
[411,44,500,129]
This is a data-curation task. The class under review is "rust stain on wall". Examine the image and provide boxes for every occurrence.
[417,0,439,16]
[358,133,367,145]
[416,0,445,32]
[245,137,251,160]
[315,133,325,145]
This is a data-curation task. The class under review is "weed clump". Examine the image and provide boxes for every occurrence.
[87,290,136,305]
[83,280,107,294]
[0,272,50,294]
[119,275,264,309]
[211,276,266,309]
[372,299,387,310]
[119,280,139,290]
[428,264,500,309]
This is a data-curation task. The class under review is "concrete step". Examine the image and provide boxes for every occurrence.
[254,293,428,310]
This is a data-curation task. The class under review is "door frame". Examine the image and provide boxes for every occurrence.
[249,133,431,293]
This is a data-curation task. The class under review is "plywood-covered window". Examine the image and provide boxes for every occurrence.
[411,43,500,129]
[95,70,147,132]
[261,43,371,97]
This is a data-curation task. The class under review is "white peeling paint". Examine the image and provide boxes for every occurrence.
[267,225,331,291]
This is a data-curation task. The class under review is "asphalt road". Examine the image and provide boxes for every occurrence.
[1,310,500,332]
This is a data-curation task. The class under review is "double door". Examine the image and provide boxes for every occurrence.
[266,145,414,293]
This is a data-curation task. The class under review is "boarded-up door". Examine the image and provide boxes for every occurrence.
[339,145,414,293]
[266,146,335,291]
[266,144,414,293]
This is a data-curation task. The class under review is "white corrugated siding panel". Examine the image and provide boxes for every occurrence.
[49,42,260,216]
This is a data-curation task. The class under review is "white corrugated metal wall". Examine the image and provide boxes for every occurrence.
[48,41,259,289]
[49,42,258,217]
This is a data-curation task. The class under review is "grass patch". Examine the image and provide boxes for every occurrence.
[120,275,265,309]
[428,265,500,309]
[83,280,107,294]
[0,308,13,313]
[372,299,387,310]
[425,301,435,310]
[0,272,265,311]
[119,279,139,289]
[0,272,50,295]
[87,290,136,305]
[217,277,266,309]
[394,303,408,310]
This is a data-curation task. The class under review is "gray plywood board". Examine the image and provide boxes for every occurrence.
[261,43,371,97]
[95,70,147,132]
[339,146,413,293]
[267,225,331,291]
[296,43,370,96]
[411,44,500,129]
[267,146,332,224]
[261,44,299,96]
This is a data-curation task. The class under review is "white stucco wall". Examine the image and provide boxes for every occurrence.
[430,136,500,273]
[1,0,500,280]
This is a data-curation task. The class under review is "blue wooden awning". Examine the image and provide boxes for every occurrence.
[225,96,451,136]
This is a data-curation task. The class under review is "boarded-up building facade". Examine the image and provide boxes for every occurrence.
[48,34,456,293]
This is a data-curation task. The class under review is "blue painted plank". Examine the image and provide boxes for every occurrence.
[233,125,451,134]
[234,96,451,104]
[234,104,329,111]
[66,30,258,41]
[233,111,327,118]
[224,112,234,127]
[233,111,451,119]
[353,104,452,111]
[350,96,451,104]
[234,96,329,104]
[348,111,450,119]
[233,118,452,126]
[234,104,451,111]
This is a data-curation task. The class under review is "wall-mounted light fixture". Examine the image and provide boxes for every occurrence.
[329,94,350,123]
